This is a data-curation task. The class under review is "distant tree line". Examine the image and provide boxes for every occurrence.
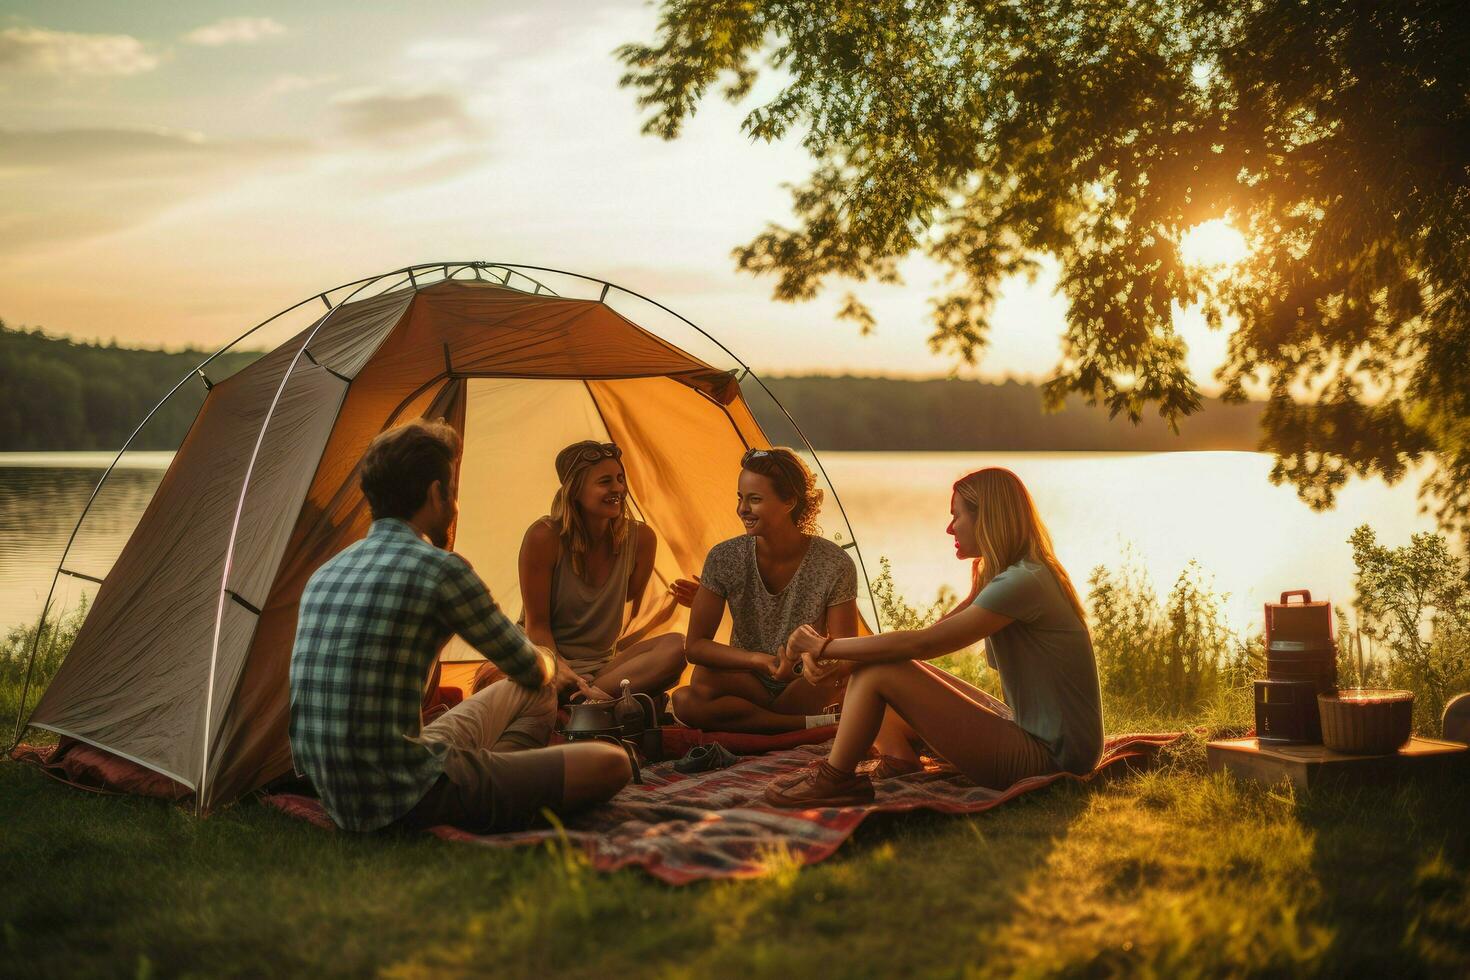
[762,375,1263,452]
[0,324,1262,452]
[0,322,259,451]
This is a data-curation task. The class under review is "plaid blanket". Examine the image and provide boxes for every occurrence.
[262,731,1178,884]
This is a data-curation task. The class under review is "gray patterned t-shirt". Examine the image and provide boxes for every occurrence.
[699,535,858,655]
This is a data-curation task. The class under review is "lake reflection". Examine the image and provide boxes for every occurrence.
[0,454,170,629]
[0,450,1438,636]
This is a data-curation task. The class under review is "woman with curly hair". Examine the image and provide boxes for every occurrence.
[675,448,908,740]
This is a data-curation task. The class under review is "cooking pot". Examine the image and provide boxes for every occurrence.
[561,679,659,783]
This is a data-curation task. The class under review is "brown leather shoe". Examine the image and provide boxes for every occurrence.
[763,761,875,808]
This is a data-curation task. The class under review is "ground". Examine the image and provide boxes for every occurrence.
[3,732,1466,978]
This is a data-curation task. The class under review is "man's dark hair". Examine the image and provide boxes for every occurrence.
[359,419,462,521]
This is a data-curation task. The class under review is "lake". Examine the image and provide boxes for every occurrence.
[0,451,1437,637]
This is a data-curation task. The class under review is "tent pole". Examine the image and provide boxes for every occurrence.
[196,265,421,815]
[9,599,53,751]
[4,281,389,753]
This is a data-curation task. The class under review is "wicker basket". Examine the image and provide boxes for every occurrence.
[1317,689,1414,755]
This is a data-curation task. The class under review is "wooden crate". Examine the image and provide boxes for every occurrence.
[1206,736,1469,791]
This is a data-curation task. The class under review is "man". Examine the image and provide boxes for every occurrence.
[289,419,631,833]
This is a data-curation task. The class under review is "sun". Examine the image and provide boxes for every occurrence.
[1179,218,1249,268]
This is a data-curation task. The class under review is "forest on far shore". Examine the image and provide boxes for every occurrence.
[0,322,1262,453]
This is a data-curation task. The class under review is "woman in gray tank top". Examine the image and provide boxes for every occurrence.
[516,441,695,701]
[765,467,1103,808]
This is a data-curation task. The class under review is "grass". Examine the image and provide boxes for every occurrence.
[4,598,1467,977]
[4,713,1468,978]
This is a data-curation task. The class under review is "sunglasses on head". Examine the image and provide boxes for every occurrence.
[575,442,622,464]
[741,448,773,465]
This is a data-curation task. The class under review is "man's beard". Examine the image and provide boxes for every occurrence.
[428,523,450,548]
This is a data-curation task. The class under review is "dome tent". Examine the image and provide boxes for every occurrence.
[12,262,875,814]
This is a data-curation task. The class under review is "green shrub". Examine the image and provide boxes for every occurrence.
[869,557,1001,699]
[0,597,88,735]
[1349,525,1470,730]
[1088,553,1252,717]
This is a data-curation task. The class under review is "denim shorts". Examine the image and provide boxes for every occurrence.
[753,668,791,702]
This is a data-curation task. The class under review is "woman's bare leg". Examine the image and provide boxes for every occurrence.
[861,662,1007,761]
[917,661,1012,719]
[872,709,922,763]
[672,666,835,733]
[589,633,685,697]
[828,660,1046,786]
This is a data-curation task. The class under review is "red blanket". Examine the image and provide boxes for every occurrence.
[262,731,1178,885]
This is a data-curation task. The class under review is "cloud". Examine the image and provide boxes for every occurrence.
[0,27,157,76]
[399,38,501,86]
[331,89,475,142]
[261,73,336,98]
[0,127,300,169]
[182,17,286,47]
[0,127,307,250]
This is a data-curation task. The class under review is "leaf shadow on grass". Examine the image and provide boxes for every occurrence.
[1294,770,1470,977]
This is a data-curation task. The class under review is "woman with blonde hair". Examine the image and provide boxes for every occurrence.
[511,440,694,702]
[764,467,1103,807]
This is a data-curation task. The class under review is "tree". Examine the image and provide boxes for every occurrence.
[1350,524,1470,729]
[619,1,1470,535]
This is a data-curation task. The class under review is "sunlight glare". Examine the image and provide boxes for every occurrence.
[1179,218,1248,268]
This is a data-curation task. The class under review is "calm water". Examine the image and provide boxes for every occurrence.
[0,451,1437,636]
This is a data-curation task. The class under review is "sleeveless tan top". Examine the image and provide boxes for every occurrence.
[545,518,640,678]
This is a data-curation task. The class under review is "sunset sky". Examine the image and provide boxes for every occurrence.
[1,2,1232,384]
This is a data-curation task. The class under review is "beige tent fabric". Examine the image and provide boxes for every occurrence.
[30,344,348,787]
[27,275,817,810]
[587,376,763,626]
[204,380,465,806]
[203,280,748,807]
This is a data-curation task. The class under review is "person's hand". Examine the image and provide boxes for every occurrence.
[801,649,849,687]
[669,576,700,608]
[766,647,798,684]
[552,658,597,700]
[786,623,826,659]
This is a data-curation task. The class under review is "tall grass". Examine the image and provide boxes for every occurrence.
[873,524,1470,739]
[0,597,87,739]
[869,554,1255,735]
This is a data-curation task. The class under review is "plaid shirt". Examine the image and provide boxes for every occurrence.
[289,518,548,831]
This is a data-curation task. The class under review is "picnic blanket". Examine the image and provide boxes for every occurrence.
[262,731,1179,884]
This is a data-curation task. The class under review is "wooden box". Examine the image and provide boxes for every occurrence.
[1205,735,1469,791]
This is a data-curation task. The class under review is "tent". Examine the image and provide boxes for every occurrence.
[11,263,874,813]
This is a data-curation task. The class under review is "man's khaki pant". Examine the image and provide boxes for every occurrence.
[421,676,556,752]
[400,679,562,832]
